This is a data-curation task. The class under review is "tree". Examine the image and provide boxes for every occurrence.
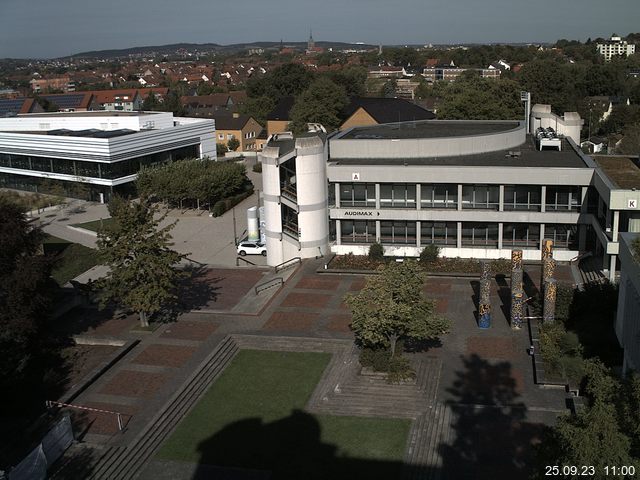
[617,123,640,155]
[95,197,187,327]
[246,63,315,100]
[437,75,523,120]
[216,142,228,157]
[288,77,348,133]
[227,137,240,152]
[141,91,160,111]
[239,95,276,126]
[534,360,639,479]
[344,260,450,358]
[0,197,54,413]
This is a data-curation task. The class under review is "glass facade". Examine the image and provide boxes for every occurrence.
[503,185,542,211]
[0,145,198,181]
[545,224,578,250]
[420,221,457,245]
[461,185,500,210]
[340,220,376,243]
[421,184,457,208]
[339,183,375,208]
[502,223,540,248]
[546,186,581,211]
[380,221,416,244]
[380,184,416,208]
[461,222,499,247]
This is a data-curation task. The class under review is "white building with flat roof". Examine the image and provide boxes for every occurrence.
[0,111,216,202]
[597,35,636,61]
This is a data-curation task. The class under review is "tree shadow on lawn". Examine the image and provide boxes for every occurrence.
[192,409,422,480]
[440,354,546,480]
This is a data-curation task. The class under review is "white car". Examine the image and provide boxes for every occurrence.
[237,242,267,256]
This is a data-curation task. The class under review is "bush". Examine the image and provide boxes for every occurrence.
[387,356,416,383]
[419,244,440,264]
[368,242,384,261]
[359,345,415,383]
[210,187,254,217]
[252,162,262,173]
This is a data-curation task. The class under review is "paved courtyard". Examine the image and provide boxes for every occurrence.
[52,259,569,480]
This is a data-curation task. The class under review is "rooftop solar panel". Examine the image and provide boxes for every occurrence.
[0,99,26,116]
[40,94,85,109]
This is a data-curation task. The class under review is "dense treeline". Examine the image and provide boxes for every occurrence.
[136,159,251,211]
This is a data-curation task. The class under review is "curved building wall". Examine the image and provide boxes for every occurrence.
[330,122,525,159]
[295,137,329,259]
[260,146,284,266]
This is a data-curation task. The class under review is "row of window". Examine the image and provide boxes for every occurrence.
[0,145,198,180]
[333,183,582,211]
[338,220,577,249]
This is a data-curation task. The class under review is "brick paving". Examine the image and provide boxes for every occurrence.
[54,261,572,480]
[160,320,218,341]
[100,371,168,398]
[131,345,198,368]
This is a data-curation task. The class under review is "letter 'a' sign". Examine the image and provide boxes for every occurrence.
[352,172,360,181]
[629,199,638,209]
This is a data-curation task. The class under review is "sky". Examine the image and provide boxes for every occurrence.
[0,0,639,59]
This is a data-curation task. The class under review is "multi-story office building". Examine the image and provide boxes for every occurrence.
[615,233,640,373]
[261,105,640,281]
[0,111,216,202]
[597,35,636,61]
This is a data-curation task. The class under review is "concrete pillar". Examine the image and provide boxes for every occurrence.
[457,184,463,211]
[499,185,504,212]
[543,278,557,323]
[376,220,381,243]
[498,223,503,249]
[457,222,462,249]
[336,220,341,245]
[540,185,546,213]
[613,210,620,241]
[416,221,421,247]
[375,183,380,210]
[334,183,341,208]
[479,262,492,329]
[539,224,545,252]
[609,255,617,282]
[578,224,587,251]
[416,184,421,210]
[511,289,524,329]
[581,186,588,211]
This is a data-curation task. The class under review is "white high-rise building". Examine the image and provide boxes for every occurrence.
[597,35,636,62]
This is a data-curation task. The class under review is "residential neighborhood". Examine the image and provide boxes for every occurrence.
[1,4,640,479]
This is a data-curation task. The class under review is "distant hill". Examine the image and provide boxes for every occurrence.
[69,41,377,59]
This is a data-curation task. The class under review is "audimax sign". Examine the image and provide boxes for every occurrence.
[343,211,380,216]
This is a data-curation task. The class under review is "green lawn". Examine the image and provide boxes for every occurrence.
[157,350,410,479]
[43,235,99,285]
[71,217,118,233]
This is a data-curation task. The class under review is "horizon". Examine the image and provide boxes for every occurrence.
[1,0,638,59]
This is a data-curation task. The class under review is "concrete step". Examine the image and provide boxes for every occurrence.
[89,336,239,480]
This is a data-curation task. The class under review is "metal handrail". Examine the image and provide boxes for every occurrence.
[236,256,257,266]
[274,256,301,273]
[255,277,284,294]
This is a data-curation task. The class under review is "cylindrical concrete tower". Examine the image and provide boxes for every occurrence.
[259,132,329,267]
[295,135,329,260]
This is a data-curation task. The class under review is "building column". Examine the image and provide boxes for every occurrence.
[609,255,617,282]
[539,224,545,253]
[498,223,503,249]
[376,220,381,243]
[578,224,587,251]
[416,221,421,247]
[540,185,546,213]
[457,184,463,211]
[457,222,462,249]
[375,183,381,210]
[335,183,341,208]
[581,186,588,211]
[336,220,341,245]
[499,185,505,212]
[416,184,421,210]
[612,210,620,241]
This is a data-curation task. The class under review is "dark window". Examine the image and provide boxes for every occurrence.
[503,185,542,211]
[420,221,457,245]
[461,185,499,210]
[502,223,540,248]
[461,222,499,247]
[421,184,457,208]
[340,220,376,244]
[380,183,416,208]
